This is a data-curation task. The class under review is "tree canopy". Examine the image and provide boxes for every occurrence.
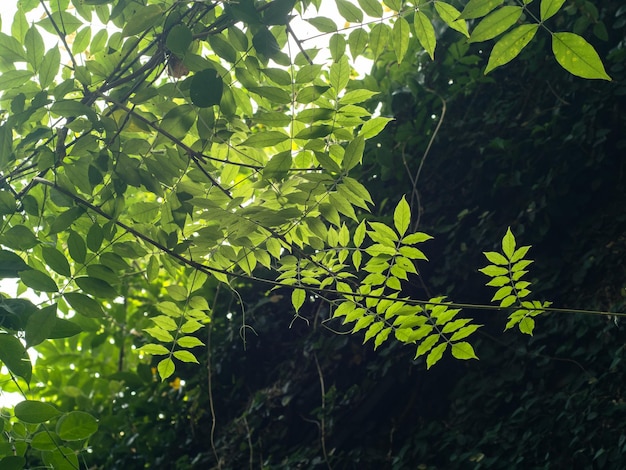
[0,0,619,468]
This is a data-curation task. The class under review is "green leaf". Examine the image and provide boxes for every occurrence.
[401,232,433,245]
[0,225,39,250]
[426,342,447,369]
[483,251,508,265]
[39,47,61,89]
[24,25,44,70]
[138,344,170,355]
[0,456,26,469]
[209,34,238,63]
[330,56,351,93]
[343,135,365,171]
[491,286,513,302]
[177,336,205,348]
[358,0,383,17]
[56,411,98,440]
[0,334,32,382]
[0,70,33,91]
[451,342,478,360]
[329,33,346,62]
[485,24,539,74]
[359,116,393,139]
[68,229,86,263]
[264,151,292,180]
[336,0,363,23]
[0,250,29,278]
[306,17,338,33]
[25,305,57,347]
[540,0,566,21]
[157,357,175,380]
[501,227,516,259]
[166,24,193,57]
[292,288,306,312]
[75,277,117,299]
[49,207,84,235]
[64,292,104,318]
[414,11,436,60]
[479,265,509,276]
[31,432,62,451]
[460,0,504,19]
[551,32,611,80]
[253,28,281,59]
[450,324,481,341]
[416,334,440,358]
[469,6,523,43]
[393,196,411,237]
[122,4,163,36]
[173,350,199,363]
[14,400,60,424]
[241,131,289,148]
[519,316,535,335]
[435,2,469,37]
[369,23,390,59]
[393,16,411,63]
[41,246,71,277]
[19,270,58,292]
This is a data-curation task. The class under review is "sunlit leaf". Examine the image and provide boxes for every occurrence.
[485,24,539,74]
[552,32,611,80]
[414,11,436,60]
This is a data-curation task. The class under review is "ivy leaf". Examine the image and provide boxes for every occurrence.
[485,24,539,74]
[393,196,411,237]
[551,32,611,81]
[413,11,436,60]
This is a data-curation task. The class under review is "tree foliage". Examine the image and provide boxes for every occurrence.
[0,0,615,467]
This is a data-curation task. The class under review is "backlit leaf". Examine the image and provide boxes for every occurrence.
[15,400,60,424]
[393,16,411,63]
[157,357,175,380]
[414,11,436,60]
[122,4,163,36]
[469,6,523,43]
[485,24,539,74]
[393,196,411,237]
[56,411,98,440]
[540,0,566,21]
[552,32,611,80]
